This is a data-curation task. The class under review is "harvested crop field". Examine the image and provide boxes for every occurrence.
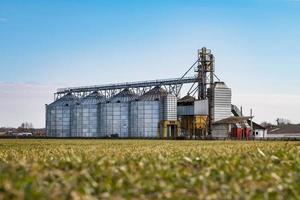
[0,140,299,199]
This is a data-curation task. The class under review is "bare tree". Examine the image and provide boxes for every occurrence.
[28,122,33,129]
[20,122,25,129]
[18,122,34,132]
[276,118,291,126]
[260,121,274,128]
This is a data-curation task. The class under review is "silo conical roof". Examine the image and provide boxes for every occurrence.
[139,86,168,101]
[214,82,229,89]
[49,93,77,106]
[81,91,106,105]
[110,88,138,103]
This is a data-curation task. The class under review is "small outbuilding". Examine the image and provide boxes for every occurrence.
[267,124,300,138]
[212,116,252,139]
[247,120,267,138]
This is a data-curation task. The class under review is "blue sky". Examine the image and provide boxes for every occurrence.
[0,0,300,127]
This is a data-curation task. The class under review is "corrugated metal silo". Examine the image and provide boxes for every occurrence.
[100,89,138,137]
[46,93,77,137]
[130,86,167,138]
[72,92,105,137]
[213,82,232,122]
[161,94,177,121]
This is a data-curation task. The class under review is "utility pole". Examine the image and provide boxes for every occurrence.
[250,108,253,138]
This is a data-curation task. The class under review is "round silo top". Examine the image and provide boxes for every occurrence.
[49,93,78,107]
[139,86,168,101]
[110,88,138,103]
[214,82,229,89]
[81,91,106,105]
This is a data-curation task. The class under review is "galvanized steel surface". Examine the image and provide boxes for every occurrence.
[47,88,178,138]
[213,82,232,122]
[99,102,131,137]
[194,100,208,115]
[110,88,139,103]
[130,87,175,138]
[177,105,194,116]
[139,86,168,101]
[46,93,77,137]
[130,87,166,138]
[177,100,208,116]
[161,94,177,121]
[100,89,138,137]
[72,92,105,137]
[130,101,160,138]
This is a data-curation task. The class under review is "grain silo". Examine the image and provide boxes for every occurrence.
[130,86,167,138]
[159,94,179,138]
[72,91,105,137]
[99,89,138,137]
[46,93,77,137]
[161,94,177,121]
[213,82,232,122]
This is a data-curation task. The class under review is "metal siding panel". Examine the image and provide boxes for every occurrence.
[213,83,232,122]
[130,100,160,138]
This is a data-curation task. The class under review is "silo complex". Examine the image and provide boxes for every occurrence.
[45,48,243,139]
[45,83,232,138]
[46,93,77,137]
[72,92,105,137]
[99,89,138,137]
[46,88,181,138]
[130,87,167,138]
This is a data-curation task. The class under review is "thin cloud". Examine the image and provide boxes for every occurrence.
[0,82,59,128]
[0,17,7,22]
